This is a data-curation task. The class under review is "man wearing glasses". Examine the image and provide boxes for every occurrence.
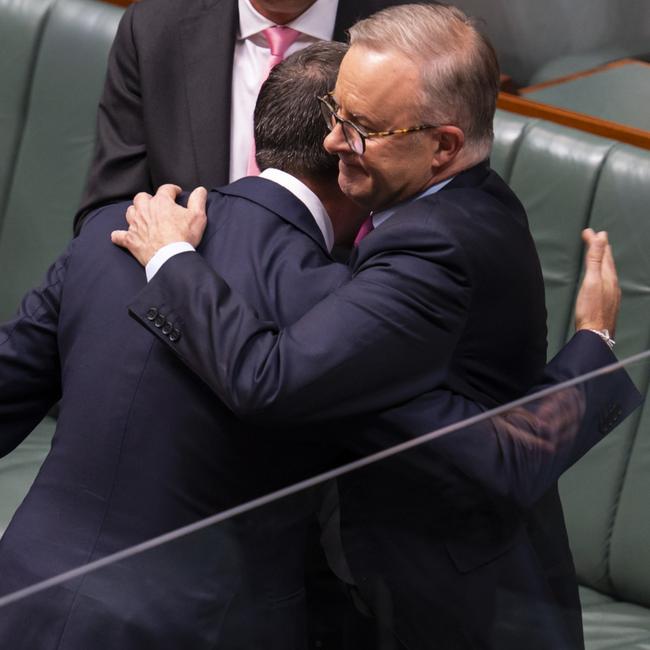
[115,5,638,649]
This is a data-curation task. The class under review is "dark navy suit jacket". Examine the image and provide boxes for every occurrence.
[129,164,642,649]
[0,178,357,649]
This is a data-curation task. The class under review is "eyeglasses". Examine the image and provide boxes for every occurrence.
[317,92,438,155]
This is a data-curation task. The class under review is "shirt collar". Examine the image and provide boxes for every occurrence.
[260,168,335,251]
[238,0,337,41]
[372,177,455,229]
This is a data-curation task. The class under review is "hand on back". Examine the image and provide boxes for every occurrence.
[111,184,207,267]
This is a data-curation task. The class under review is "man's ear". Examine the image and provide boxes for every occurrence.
[431,126,465,169]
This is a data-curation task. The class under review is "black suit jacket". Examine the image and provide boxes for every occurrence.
[129,164,643,649]
[74,0,411,231]
[0,179,357,649]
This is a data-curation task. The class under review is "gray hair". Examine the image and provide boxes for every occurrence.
[254,41,348,176]
[348,3,500,158]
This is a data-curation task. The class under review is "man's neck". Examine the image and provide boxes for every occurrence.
[259,168,336,250]
[249,0,318,24]
[299,174,367,248]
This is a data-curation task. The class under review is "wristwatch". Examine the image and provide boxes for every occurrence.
[587,328,616,350]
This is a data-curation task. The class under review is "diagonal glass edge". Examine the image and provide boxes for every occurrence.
[0,348,648,610]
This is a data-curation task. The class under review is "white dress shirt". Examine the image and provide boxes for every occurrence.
[229,0,338,182]
[145,168,335,281]
[259,168,334,251]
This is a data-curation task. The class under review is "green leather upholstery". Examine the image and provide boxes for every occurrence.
[560,143,650,593]
[0,417,56,535]
[587,144,650,366]
[527,47,634,86]
[582,591,650,649]
[0,0,123,321]
[0,0,57,232]
[524,62,650,133]
[493,109,650,648]
[491,126,650,599]
[490,111,534,183]
[508,122,615,357]
[0,0,122,533]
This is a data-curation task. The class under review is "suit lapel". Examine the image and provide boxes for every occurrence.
[218,177,330,252]
[180,0,238,188]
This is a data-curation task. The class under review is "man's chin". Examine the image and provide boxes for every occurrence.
[338,162,372,207]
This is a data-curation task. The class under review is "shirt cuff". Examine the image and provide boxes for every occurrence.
[145,242,196,282]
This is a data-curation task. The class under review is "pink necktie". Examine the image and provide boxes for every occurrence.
[354,214,374,246]
[247,26,300,175]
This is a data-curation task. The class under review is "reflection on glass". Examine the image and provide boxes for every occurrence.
[0,352,648,650]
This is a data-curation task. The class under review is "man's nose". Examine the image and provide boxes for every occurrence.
[323,122,347,155]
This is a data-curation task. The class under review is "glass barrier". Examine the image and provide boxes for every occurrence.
[0,349,648,650]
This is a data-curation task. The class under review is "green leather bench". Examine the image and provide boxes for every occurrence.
[0,0,123,531]
[493,109,650,649]
[522,60,650,134]
[1,1,649,645]
[527,48,648,86]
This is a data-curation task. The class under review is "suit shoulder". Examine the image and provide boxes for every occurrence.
[205,188,280,222]
[81,201,131,237]
[365,195,469,254]
[202,190,293,245]
[357,178,536,277]
[69,202,134,267]
[387,175,528,242]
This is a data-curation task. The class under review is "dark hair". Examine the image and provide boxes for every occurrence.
[254,40,348,176]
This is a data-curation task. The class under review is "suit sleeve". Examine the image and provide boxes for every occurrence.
[0,247,70,455]
[464,330,642,506]
[128,232,472,423]
[372,330,642,508]
[74,5,151,234]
